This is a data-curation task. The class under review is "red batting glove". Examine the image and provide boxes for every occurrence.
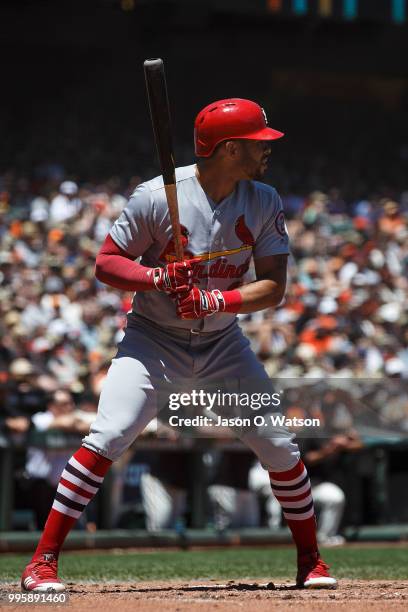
[176,287,242,320]
[153,261,194,294]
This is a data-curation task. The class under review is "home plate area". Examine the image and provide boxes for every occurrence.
[4,580,407,611]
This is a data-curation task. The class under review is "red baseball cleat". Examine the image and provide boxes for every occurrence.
[21,553,65,593]
[296,551,337,589]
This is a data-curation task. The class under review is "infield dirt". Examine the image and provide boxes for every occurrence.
[3,579,408,611]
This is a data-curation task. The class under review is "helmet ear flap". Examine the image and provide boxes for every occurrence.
[204,139,236,159]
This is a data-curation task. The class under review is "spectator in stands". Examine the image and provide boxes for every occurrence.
[49,181,82,224]
[208,451,260,530]
[138,420,190,531]
[378,199,406,238]
[109,418,190,531]
[314,392,362,542]
[248,461,282,529]
[2,359,46,436]
[24,389,95,528]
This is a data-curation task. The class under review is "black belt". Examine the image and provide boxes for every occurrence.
[127,313,234,338]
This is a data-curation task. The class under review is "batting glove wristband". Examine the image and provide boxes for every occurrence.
[153,261,194,293]
[176,287,242,319]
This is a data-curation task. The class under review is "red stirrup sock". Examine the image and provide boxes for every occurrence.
[269,460,318,557]
[33,447,112,560]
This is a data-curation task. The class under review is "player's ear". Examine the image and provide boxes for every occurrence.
[224,140,241,159]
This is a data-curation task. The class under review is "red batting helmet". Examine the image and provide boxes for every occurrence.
[194,98,284,157]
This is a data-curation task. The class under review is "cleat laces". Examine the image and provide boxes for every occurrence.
[32,559,58,581]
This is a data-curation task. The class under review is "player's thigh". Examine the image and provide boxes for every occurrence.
[83,324,192,461]
[199,323,274,410]
[83,355,158,461]
[201,325,299,471]
[200,323,267,380]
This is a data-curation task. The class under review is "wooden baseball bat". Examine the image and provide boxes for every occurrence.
[143,58,184,262]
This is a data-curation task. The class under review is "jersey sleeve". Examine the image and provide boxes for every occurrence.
[253,190,290,259]
[109,183,155,258]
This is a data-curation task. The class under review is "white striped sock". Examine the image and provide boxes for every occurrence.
[69,456,104,483]
[57,483,91,506]
[61,469,98,495]
[52,499,82,519]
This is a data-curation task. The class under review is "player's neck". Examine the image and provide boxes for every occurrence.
[195,162,239,205]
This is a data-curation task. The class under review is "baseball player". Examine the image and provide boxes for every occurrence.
[22,98,337,591]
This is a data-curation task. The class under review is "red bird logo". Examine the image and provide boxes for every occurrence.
[159,225,194,262]
[235,215,255,246]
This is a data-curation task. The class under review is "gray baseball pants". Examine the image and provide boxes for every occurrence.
[83,316,300,471]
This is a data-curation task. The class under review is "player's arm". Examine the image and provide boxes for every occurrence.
[175,254,287,319]
[177,186,289,319]
[95,234,193,293]
[95,182,194,293]
[235,253,288,313]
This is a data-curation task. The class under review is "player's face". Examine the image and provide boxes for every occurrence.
[237,140,272,180]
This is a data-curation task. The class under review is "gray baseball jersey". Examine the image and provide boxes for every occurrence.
[110,164,289,332]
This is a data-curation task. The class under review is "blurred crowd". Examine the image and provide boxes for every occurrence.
[1,166,407,432]
[242,189,408,382]
[0,171,135,423]
[0,165,407,532]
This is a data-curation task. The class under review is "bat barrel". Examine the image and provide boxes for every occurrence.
[144,58,183,262]
[144,58,163,69]
[144,58,175,187]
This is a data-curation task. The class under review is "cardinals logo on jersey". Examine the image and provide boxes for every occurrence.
[235,215,255,247]
[159,215,254,288]
[160,215,255,264]
[159,225,194,262]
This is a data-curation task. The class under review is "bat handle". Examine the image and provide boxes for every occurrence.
[164,183,184,262]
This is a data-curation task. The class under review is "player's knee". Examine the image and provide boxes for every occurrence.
[82,427,133,462]
[246,436,300,472]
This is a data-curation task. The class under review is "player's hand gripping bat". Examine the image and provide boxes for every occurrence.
[144,58,184,262]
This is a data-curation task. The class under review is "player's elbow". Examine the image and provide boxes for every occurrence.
[268,284,286,307]
[94,254,108,284]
